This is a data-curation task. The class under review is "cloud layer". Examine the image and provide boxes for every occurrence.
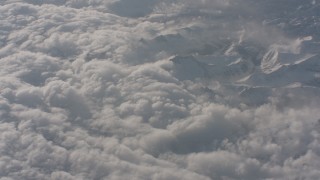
[1,0,320,179]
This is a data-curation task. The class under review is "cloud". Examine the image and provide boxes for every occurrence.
[187,151,271,179]
[108,0,158,17]
[0,0,320,180]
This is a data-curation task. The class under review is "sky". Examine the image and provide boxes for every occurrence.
[1,0,320,179]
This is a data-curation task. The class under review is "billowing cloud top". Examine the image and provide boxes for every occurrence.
[1,0,320,179]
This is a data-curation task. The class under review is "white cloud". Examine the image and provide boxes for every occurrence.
[0,0,320,179]
[187,151,270,179]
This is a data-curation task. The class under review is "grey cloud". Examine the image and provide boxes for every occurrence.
[1,0,320,180]
[187,151,272,180]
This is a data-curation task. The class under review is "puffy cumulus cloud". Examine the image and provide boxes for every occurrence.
[1,0,320,180]
[187,151,271,179]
